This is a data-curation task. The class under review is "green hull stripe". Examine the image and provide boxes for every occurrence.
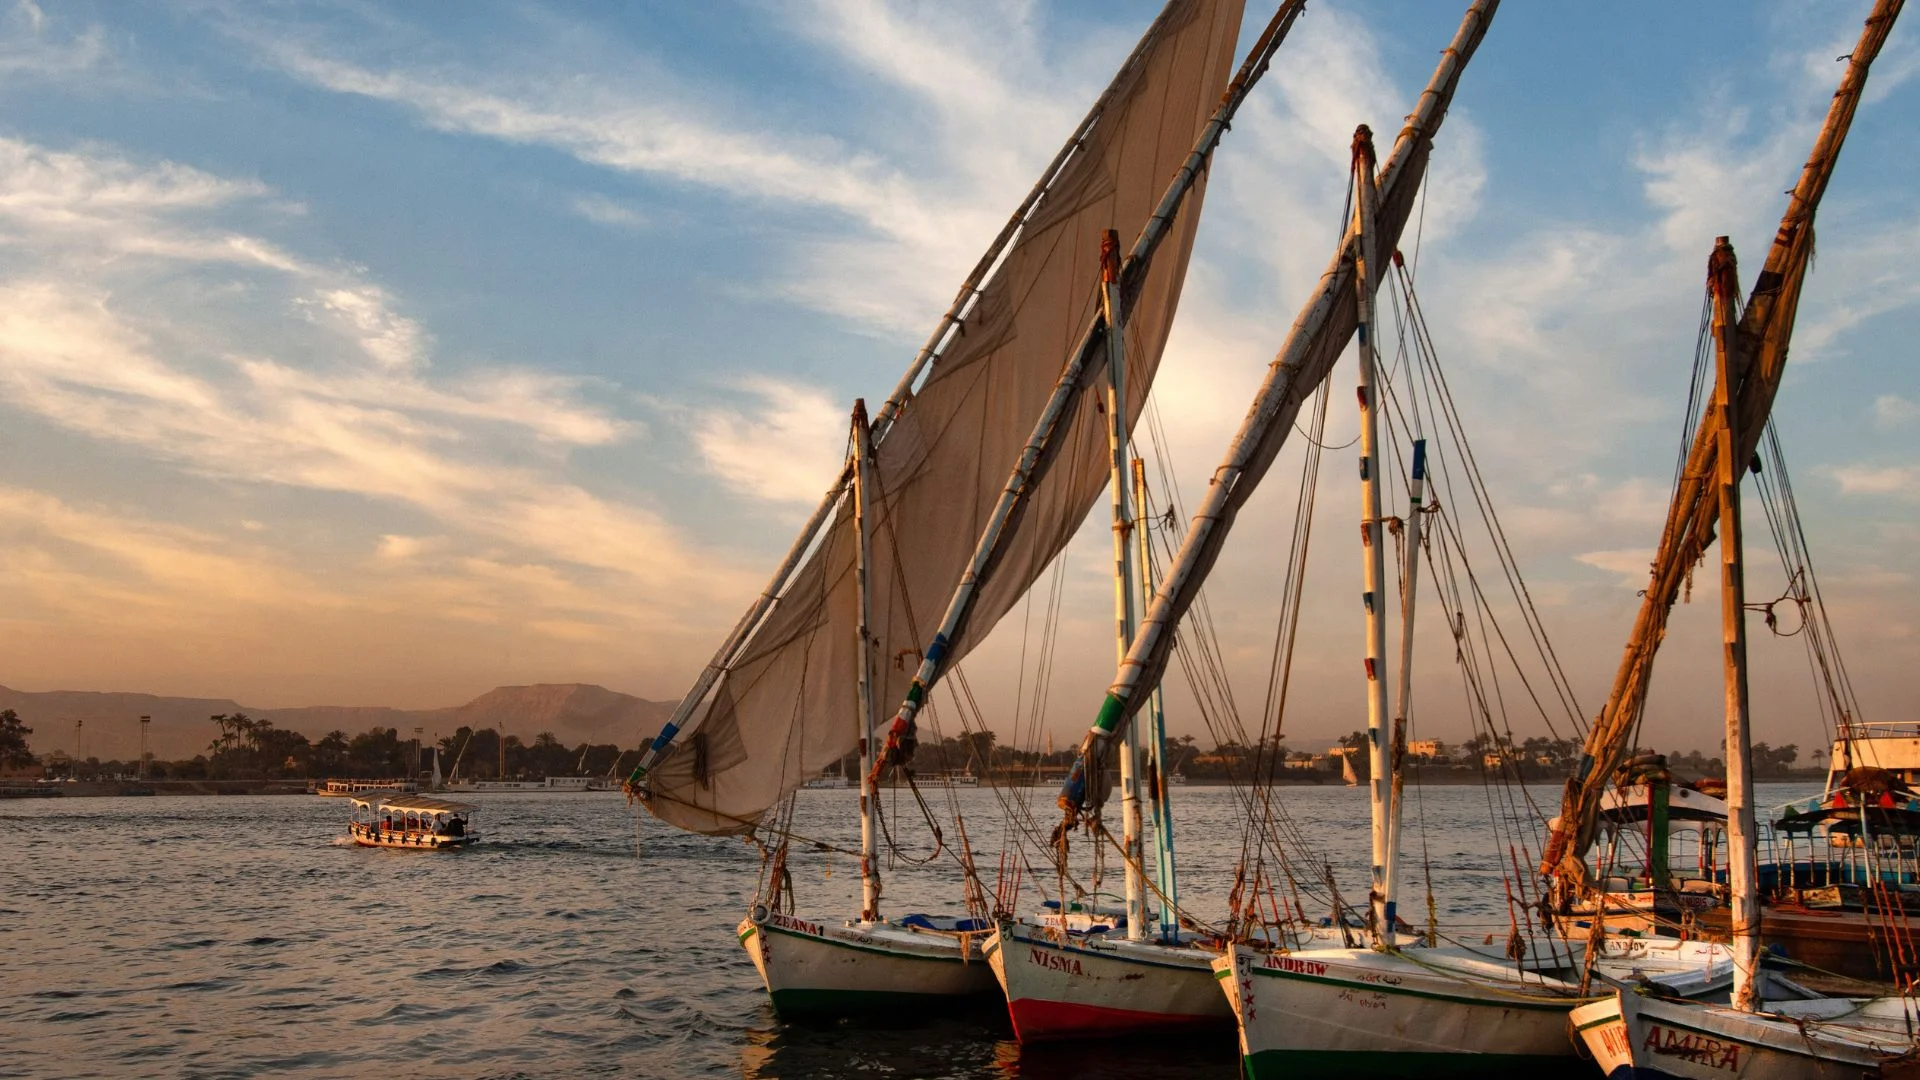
[1242,1049,1574,1080]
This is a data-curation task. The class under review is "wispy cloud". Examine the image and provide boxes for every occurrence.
[1829,463,1920,500]
[690,378,847,506]
[0,135,743,626]
[568,193,646,229]
[0,0,103,80]
[1876,394,1920,429]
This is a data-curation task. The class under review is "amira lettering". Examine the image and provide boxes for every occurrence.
[1029,947,1085,976]
[1644,1024,1742,1072]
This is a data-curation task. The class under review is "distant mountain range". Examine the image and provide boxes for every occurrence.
[0,683,675,762]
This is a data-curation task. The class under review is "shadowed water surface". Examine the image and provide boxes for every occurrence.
[3,783,1818,1077]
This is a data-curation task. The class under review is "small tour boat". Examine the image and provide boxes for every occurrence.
[347,793,478,849]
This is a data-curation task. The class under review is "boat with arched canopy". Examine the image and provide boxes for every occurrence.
[347,793,478,850]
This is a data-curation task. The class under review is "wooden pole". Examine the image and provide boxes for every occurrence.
[852,400,882,922]
[1541,0,1904,884]
[1385,436,1427,935]
[1136,456,1179,937]
[1099,231,1148,942]
[1351,125,1396,948]
[1710,237,1762,1011]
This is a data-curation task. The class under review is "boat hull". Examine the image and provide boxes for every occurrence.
[739,911,998,1020]
[347,824,475,849]
[984,917,1232,1043]
[1215,945,1589,1079]
[1571,990,1912,1080]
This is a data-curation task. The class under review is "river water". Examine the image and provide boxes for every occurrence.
[3,782,1820,1078]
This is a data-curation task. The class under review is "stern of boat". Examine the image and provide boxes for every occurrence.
[1570,992,1645,1080]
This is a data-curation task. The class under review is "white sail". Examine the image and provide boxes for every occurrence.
[648,0,1247,834]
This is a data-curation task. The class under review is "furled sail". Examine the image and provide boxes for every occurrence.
[646,0,1246,834]
[1539,0,1903,884]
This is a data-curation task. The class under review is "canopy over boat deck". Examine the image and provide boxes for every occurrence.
[348,793,476,814]
[346,792,478,850]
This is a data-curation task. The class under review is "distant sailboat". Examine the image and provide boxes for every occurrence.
[1340,750,1358,788]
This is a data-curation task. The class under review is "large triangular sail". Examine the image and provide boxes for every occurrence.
[1539,0,1903,884]
[641,0,1249,834]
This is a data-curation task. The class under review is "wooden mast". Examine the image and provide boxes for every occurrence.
[853,399,882,922]
[1350,124,1397,948]
[1540,0,1905,886]
[1100,230,1149,942]
[1709,238,1763,1011]
[1385,434,1428,933]
[1135,456,1179,937]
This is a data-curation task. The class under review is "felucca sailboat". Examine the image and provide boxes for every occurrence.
[1567,2,1920,1075]
[625,0,1248,1020]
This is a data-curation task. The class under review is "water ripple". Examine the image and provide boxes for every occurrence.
[4,784,1823,1078]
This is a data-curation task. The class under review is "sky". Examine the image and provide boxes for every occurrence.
[0,0,1914,757]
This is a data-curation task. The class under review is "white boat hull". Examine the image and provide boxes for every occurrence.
[984,917,1232,1042]
[347,822,475,849]
[1571,990,1918,1080]
[1215,944,1591,1078]
[738,910,998,1019]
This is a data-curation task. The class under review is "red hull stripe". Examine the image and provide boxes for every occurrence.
[1005,996,1231,1043]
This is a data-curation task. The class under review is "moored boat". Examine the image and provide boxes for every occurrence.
[1215,944,1592,1078]
[739,908,997,1019]
[985,914,1232,1042]
[1572,990,1920,1080]
[1564,4,1919,1074]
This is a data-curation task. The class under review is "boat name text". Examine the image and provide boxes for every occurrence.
[1644,1025,1742,1071]
[769,914,823,937]
[1261,956,1329,977]
[1028,948,1085,976]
